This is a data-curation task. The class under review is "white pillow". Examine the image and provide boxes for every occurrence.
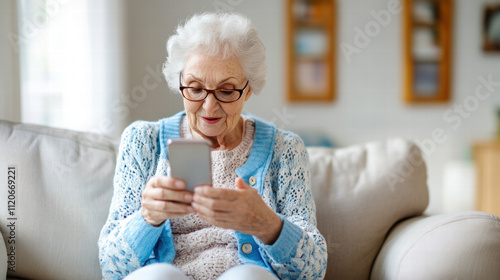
[0,121,117,280]
[307,138,429,279]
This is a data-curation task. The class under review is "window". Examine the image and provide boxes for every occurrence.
[18,0,124,135]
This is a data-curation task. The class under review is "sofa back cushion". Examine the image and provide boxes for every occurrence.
[307,138,429,280]
[0,120,117,280]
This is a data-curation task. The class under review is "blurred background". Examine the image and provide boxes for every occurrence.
[1,0,500,214]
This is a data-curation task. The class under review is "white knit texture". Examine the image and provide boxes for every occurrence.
[170,117,254,279]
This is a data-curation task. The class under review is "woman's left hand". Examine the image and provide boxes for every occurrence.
[192,177,283,245]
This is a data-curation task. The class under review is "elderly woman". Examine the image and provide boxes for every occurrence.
[98,12,327,280]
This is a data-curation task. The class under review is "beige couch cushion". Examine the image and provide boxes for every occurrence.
[308,138,429,280]
[0,120,117,280]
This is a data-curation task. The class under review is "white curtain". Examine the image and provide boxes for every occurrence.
[17,0,126,136]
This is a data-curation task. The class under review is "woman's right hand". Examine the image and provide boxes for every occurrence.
[141,175,195,226]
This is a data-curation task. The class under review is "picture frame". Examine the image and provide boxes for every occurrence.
[483,4,500,52]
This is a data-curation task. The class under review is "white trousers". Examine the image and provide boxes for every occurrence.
[124,263,278,280]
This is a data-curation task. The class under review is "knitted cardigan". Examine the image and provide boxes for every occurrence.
[98,111,327,279]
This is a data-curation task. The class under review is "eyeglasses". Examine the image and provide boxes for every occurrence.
[179,72,249,103]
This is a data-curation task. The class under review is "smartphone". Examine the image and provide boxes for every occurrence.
[167,138,212,192]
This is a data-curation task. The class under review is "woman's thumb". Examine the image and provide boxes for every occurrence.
[236,177,251,189]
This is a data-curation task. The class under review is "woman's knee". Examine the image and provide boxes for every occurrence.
[124,263,189,280]
[218,264,278,280]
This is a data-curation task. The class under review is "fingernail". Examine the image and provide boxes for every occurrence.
[194,187,203,194]
[185,194,193,201]
[187,206,195,212]
[175,181,184,189]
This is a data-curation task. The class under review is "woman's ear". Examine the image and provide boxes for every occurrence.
[244,86,252,101]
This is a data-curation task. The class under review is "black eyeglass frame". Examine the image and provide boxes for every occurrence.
[179,72,249,103]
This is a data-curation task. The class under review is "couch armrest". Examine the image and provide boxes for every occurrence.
[1,230,6,280]
[371,211,500,280]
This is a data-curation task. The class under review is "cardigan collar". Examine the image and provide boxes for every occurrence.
[159,111,276,191]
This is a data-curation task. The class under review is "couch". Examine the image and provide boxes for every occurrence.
[0,119,499,280]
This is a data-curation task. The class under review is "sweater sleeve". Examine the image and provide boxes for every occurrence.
[257,132,328,279]
[98,121,175,280]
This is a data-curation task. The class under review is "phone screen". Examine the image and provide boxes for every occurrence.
[167,138,212,192]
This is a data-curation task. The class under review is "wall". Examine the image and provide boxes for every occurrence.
[124,0,500,213]
[0,0,21,122]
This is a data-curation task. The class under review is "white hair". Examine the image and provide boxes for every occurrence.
[163,12,268,94]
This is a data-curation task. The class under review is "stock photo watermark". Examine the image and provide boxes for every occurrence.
[385,74,500,189]
[213,0,243,12]
[340,0,403,63]
[53,63,165,179]
[111,64,164,118]
[269,107,297,130]
[326,233,369,262]
[6,165,18,272]
[8,0,70,53]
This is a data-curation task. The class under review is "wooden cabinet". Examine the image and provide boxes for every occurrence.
[403,0,453,103]
[473,140,500,217]
[286,0,336,102]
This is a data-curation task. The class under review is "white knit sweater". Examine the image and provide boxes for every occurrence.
[170,116,255,279]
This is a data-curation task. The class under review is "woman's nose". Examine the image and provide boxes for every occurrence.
[202,92,220,112]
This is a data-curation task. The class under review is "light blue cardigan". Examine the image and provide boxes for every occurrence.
[98,111,327,279]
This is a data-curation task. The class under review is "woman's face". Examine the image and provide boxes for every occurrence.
[181,51,252,144]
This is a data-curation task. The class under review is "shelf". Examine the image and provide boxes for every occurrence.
[287,0,335,102]
[295,55,326,61]
[411,58,442,63]
[412,21,438,28]
[294,18,328,27]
